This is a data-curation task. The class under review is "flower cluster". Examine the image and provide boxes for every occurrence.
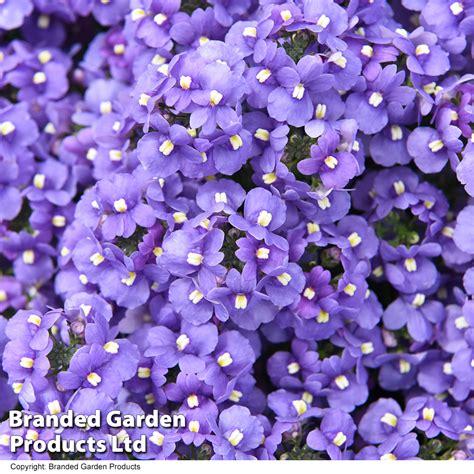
[0,0,473,462]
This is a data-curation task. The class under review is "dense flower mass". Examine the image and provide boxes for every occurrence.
[0,0,474,462]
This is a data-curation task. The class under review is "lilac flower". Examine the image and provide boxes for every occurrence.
[1,231,55,286]
[60,389,114,457]
[136,426,180,460]
[394,28,450,77]
[453,205,474,254]
[267,55,334,127]
[329,215,379,263]
[58,343,134,398]
[403,396,458,439]
[267,339,320,389]
[132,0,181,48]
[201,330,255,400]
[261,263,305,307]
[1,0,474,462]
[377,353,420,392]
[5,310,59,352]
[98,253,153,309]
[421,0,473,44]
[407,124,463,173]
[245,43,293,110]
[0,277,25,312]
[168,275,218,325]
[304,89,346,139]
[208,267,277,330]
[137,124,203,178]
[165,373,217,446]
[189,52,246,134]
[206,126,254,176]
[307,409,356,460]
[267,388,322,423]
[229,188,288,250]
[235,235,288,275]
[209,405,264,460]
[78,173,155,240]
[356,433,420,460]
[73,0,128,26]
[380,241,441,294]
[161,228,225,277]
[290,0,349,50]
[298,131,359,189]
[358,398,409,444]
[317,352,369,412]
[0,0,33,30]
[295,265,339,321]
[383,294,445,342]
[372,167,420,218]
[170,7,226,48]
[145,321,218,373]
[345,65,415,134]
[225,20,273,62]
[243,111,288,172]
[0,102,38,159]
[83,313,140,381]
[2,337,51,392]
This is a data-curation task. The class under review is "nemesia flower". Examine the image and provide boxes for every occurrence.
[1,0,474,463]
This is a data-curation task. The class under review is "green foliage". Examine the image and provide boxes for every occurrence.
[115,226,148,256]
[9,201,32,234]
[281,444,327,460]
[222,227,245,272]
[374,210,421,247]
[282,32,314,63]
[181,0,209,15]
[284,127,316,171]
[317,339,342,359]
[418,434,458,460]
[49,334,81,376]
[278,431,327,461]
[196,443,213,460]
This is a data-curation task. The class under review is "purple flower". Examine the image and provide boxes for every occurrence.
[1,0,473,461]
[209,267,278,330]
[381,242,441,294]
[209,405,264,460]
[358,398,408,444]
[345,65,415,134]
[317,352,369,412]
[137,123,203,178]
[290,0,349,50]
[403,396,458,439]
[298,131,359,189]
[407,124,463,173]
[5,309,59,352]
[267,55,334,127]
[394,27,450,77]
[189,48,246,134]
[145,321,218,373]
[356,433,420,460]
[383,294,445,342]
[132,0,181,48]
[235,235,288,275]
[229,188,288,250]
[261,263,305,307]
[307,409,356,460]
[0,1,33,30]
[201,330,255,400]
[78,173,155,240]
[161,228,225,277]
[58,343,135,398]
[0,102,38,159]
